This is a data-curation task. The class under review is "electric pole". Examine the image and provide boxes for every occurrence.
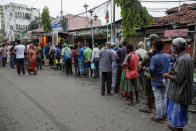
[83,4,89,28]
[89,10,94,48]
[113,0,115,43]
[61,0,63,32]
[110,0,113,43]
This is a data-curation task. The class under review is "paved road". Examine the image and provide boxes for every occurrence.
[0,67,196,131]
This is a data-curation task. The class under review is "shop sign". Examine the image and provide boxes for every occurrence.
[164,28,188,37]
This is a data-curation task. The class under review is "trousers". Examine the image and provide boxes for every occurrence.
[16,58,25,75]
[101,72,112,94]
[152,87,167,119]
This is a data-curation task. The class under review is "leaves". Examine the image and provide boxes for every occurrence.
[41,6,52,33]
[114,0,154,41]
[29,20,39,31]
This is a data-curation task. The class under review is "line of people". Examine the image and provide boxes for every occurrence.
[98,35,193,131]
[1,35,194,131]
[0,40,43,75]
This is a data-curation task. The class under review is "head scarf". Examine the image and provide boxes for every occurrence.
[172,37,187,49]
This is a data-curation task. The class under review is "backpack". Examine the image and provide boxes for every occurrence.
[64,48,71,60]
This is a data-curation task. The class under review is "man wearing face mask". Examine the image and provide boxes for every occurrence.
[139,34,158,113]
[163,38,193,131]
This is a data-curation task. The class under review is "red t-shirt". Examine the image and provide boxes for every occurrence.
[122,52,139,79]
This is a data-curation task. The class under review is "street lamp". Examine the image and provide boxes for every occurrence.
[94,15,98,21]
[83,3,89,27]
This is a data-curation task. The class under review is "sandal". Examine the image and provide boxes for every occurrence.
[139,108,152,113]
[167,124,174,131]
[151,116,164,124]
[125,101,135,106]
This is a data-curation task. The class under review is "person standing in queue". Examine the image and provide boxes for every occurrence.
[115,40,127,94]
[63,44,72,75]
[163,38,193,131]
[14,40,26,76]
[99,42,115,96]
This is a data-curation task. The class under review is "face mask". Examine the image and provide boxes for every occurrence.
[147,41,151,46]
[171,46,176,53]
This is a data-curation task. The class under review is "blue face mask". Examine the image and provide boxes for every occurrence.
[171,46,176,53]
[147,41,151,46]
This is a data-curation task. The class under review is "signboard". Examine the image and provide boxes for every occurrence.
[164,28,189,37]
[51,16,67,32]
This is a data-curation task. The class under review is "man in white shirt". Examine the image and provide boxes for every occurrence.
[91,43,100,78]
[135,41,147,61]
[14,40,26,75]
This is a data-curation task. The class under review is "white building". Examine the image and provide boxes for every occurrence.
[3,3,40,41]
[0,5,4,33]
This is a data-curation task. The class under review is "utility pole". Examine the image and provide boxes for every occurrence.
[83,4,89,28]
[110,0,113,43]
[113,0,115,43]
[178,0,181,11]
[60,0,63,32]
[193,24,196,66]
[89,10,94,48]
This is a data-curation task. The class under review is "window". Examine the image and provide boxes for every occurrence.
[10,25,13,30]
[10,12,12,16]
[15,12,17,17]
[16,24,18,30]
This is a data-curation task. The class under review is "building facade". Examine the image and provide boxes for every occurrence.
[3,3,40,41]
[0,5,4,33]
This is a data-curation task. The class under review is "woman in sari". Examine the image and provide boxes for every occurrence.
[28,44,37,75]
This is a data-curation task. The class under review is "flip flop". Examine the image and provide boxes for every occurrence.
[167,124,174,131]
[139,108,152,113]
[151,116,164,124]
[125,101,135,106]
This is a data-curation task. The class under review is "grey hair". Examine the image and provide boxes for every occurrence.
[105,42,111,46]
[137,41,144,48]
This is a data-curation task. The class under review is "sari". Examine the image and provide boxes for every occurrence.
[28,44,37,74]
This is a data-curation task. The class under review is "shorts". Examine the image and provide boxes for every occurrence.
[84,62,90,68]
[126,78,139,92]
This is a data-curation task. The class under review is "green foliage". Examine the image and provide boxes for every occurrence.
[0,34,3,41]
[41,6,52,32]
[114,0,154,41]
[29,20,39,31]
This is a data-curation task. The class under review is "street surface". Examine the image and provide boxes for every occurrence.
[0,67,196,131]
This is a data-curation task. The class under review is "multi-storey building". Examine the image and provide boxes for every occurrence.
[3,3,40,41]
[0,5,4,33]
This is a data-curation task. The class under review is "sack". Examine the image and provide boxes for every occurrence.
[64,48,71,60]
[91,63,95,70]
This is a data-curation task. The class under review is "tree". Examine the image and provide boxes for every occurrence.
[41,6,52,32]
[29,20,39,31]
[114,0,154,41]
[0,34,4,42]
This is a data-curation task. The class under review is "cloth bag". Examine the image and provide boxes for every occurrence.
[91,62,95,70]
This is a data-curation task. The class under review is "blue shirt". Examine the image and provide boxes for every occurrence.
[149,52,170,88]
[78,47,85,61]
[117,47,126,66]
[45,46,50,55]
[99,48,115,72]
[56,48,61,58]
